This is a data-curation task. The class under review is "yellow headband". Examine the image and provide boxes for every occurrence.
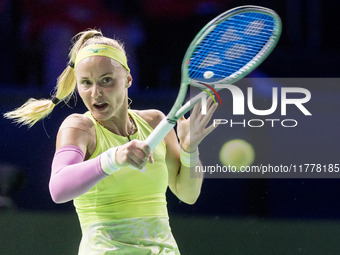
[74,44,130,72]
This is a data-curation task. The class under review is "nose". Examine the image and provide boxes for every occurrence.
[91,83,102,98]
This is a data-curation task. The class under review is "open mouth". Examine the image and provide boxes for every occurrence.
[93,103,108,111]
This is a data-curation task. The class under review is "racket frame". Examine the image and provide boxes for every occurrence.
[146,5,282,151]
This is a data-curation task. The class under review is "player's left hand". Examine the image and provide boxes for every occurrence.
[177,97,219,152]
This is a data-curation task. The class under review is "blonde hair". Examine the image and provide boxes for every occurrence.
[4,29,128,127]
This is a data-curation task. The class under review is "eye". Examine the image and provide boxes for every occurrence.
[102,77,112,84]
[81,79,92,86]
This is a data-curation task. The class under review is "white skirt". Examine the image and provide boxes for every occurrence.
[78,216,180,255]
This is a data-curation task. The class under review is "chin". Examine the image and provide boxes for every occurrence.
[91,110,108,120]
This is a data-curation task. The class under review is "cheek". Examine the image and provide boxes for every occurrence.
[110,88,127,106]
[77,85,84,98]
[109,81,127,97]
[77,86,91,104]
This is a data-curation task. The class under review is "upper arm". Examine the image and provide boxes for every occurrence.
[135,109,181,196]
[56,114,96,159]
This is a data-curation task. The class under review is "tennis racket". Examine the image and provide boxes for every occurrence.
[145,5,282,151]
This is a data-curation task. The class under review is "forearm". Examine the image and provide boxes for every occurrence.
[175,147,203,204]
[176,161,203,204]
[49,145,107,203]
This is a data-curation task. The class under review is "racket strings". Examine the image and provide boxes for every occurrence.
[195,18,273,68]
[193,32,272,72]
[188,11,278,83]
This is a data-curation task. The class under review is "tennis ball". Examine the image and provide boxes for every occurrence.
[204,71,214,79]
[219,139,255,170]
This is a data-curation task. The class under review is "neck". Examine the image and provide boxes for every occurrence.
[91,110,136,137]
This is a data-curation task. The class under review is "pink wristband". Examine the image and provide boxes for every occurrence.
[49,145,107,203]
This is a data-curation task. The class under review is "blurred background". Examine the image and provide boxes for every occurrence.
[1,0,340,254]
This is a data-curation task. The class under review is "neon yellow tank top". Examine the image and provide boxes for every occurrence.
[74,110,169,228]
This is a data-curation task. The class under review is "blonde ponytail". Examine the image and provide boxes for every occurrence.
[4,29,126,128]
[3,64,75,128]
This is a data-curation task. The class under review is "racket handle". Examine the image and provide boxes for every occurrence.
[145,118,176,151]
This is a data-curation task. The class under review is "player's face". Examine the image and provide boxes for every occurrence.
[76,56,131,121]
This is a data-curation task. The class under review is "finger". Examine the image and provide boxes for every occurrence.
[128,153,149,169]
[205,98,218,117]
[198,101,218,128]
[203,119,220,136]
[134,145,150,163]
[141,144,151,159]
[148,152,154,164]
[119,141,147,167]
[129,154,148,170]
[115,146,126,166]
[204,96,217,114]
[207,95,215,105]
[178,115,186,122]
[131,152,152,170]
[132,140,151,158]
[190,100,202,118]
[191,96,215,121]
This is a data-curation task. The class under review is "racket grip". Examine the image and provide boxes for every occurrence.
[145,118,176,151]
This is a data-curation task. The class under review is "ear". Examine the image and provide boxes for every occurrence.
[126,75,133,88]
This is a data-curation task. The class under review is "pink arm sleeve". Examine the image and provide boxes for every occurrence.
[49,145,107,203]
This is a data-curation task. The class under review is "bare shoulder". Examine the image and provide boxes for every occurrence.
[56,114,96,154]
[133,109,165,129]
[59,113,94,132]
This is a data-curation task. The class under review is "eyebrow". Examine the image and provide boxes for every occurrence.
[79,72,115,80]
[99,72,114,77]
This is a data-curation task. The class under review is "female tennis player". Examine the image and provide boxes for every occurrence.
[5,29,218,254]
